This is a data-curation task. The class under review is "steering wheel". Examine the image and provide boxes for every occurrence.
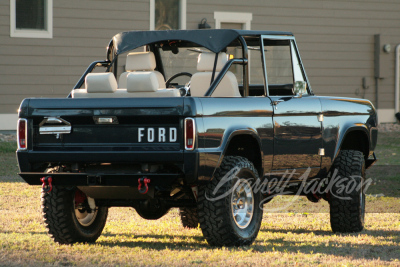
[166,72,192,88]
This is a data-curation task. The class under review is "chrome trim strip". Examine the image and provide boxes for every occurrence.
[39,126,72,134]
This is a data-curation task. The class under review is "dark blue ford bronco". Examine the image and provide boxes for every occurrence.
[17,29,378,247]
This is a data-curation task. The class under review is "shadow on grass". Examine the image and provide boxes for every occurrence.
[259,227,332,236]
[251,237,400,260]
[97,228,400,260]
[0,176,24,183]
[256,227,400,260]
[260,227,400,237]
[98,233,209,249]
[3,226,399,261]
[0,230,48,235]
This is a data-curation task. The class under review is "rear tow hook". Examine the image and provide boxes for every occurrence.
[40,176,53,193]
[138,177,150,194]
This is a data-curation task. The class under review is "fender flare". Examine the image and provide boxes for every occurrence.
[333,124,370,162]
[211,127,264,178]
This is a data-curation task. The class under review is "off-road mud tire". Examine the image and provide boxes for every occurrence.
[179,207,199,228]
[41,186,108,244]
[329,150,365,233]
[197,156,263,246]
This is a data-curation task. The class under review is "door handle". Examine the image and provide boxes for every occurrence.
[39,117,72,139]
[272,100,284,110]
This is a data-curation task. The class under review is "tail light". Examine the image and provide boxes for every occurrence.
[17,119,27,150]
[184,118,195,150]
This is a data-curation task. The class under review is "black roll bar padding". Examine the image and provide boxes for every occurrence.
[67,60,110,98]
[105,39,119,78]
[210,53,219,85]
[204,58,248,97]
[151,44,166,78]
[73,60,110,90]
[112,56,119,78]
[259,36,268,97]
[238,36,249,97]
[106,39,114,62]
[204,36,249,97]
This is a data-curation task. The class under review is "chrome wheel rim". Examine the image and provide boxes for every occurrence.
[75,208,97,227]
[74,195,98,227]
[231,179,254,229]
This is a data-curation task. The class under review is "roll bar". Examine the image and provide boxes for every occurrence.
[205,36,249,97]
[72,35,251,98]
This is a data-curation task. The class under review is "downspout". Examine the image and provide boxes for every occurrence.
[375,77,379,110]
[374,34,380,110]
[395,44,400,114]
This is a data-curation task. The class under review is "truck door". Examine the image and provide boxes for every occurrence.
[262,37,323,177]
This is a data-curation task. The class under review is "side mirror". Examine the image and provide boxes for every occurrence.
[294,81,307,97]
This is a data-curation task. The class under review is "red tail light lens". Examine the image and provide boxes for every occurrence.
[18,119,27,150]
[185,118,195,150]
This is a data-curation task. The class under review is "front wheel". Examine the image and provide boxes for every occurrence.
[197,156,263,246]
[41,186,108,244]
[329,150,366,233]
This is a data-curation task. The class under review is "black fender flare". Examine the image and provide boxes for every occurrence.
[333,124,370,162]
[211,127,264,179]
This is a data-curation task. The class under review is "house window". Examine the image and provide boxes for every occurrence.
[214,12,252,30]
[10,0,53,38]
[150,0,186,30]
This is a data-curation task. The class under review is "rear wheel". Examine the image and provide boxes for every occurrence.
[179,207,199,228]
[329,150,365,233]
[41,186,108,244]
[197,156,263,246]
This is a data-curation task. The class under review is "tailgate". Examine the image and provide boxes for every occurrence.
[21,97,185,152]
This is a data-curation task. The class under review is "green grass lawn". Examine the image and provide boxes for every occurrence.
[0,132,399,266]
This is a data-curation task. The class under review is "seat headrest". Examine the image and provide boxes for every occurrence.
[125,52,156,71]
[197,52,229,72]
[127,72,159,92]
[85,73,117,93]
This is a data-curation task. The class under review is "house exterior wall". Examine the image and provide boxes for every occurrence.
[0,0,150,129]
[186,0,400,123]
[1,0,400,129]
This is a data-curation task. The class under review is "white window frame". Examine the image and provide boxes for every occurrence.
[215,12,252,83]
[150,0,186,30]
[214,12,252,30]
[10,0,53,38]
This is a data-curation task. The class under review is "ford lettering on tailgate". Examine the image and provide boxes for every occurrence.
[138,127,177,143]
